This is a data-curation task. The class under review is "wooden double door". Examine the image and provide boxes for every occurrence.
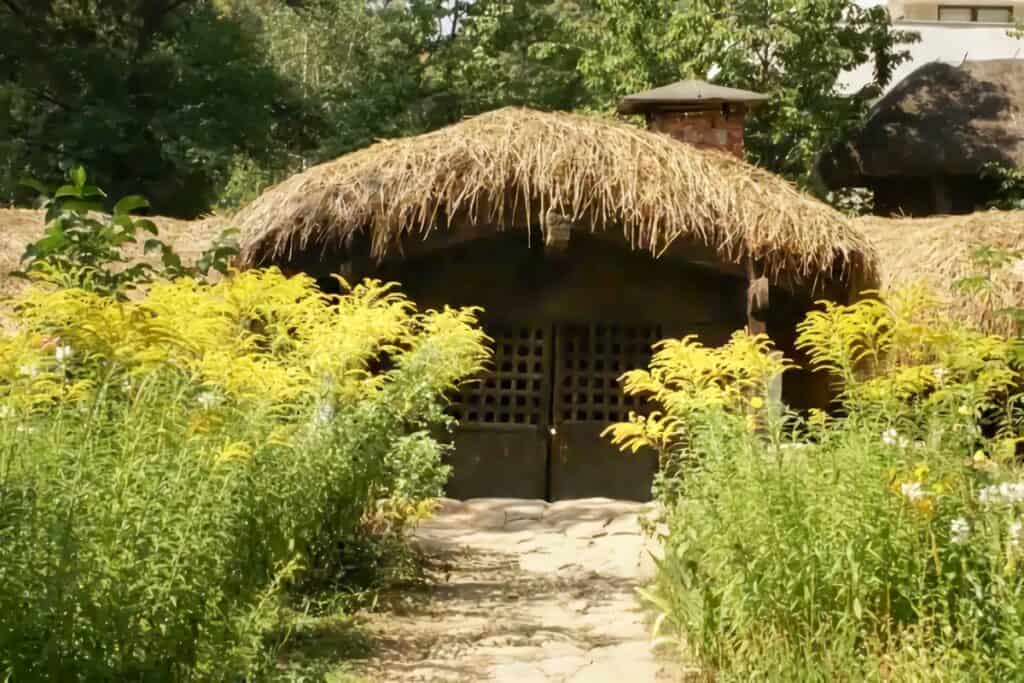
[447,321,660,501]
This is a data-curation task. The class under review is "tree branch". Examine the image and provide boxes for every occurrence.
[1,0,25,17]
[29,87,73,112]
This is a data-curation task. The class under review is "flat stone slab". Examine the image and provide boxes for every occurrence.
[353,497,684,681]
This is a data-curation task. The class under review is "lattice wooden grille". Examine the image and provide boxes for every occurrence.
[554,323,661,423]
[451,324,549,427]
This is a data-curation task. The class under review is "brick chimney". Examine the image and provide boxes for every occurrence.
[617,80,768,158]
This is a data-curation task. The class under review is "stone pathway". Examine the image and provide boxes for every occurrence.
[354,497,689,682]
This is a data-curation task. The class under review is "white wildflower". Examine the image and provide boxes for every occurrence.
[950,517,971,545]
[315,402,335,425]
[196,391,221,410]
[54,344,74,363]
[1010,521,1024,549]
[0,405,10,420]
[932,367,946,382]
[883,428,909,448]
[979,482,1024,507]
[17,364,39,379]
[15,424,34,434]
[900,481,926,502]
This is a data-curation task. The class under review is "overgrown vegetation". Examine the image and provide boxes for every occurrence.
[1,0,918,213]
[610,283,1024,678]
[981,162,1024,211]
[0,198,488,678]
[16,167,239,297]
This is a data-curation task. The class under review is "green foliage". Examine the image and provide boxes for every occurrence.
[571,0,919,187]
[3,0,920,211]
[2,0,594,214]
[827,186,875,217]
[953,243,1024,338]
[0,1,309,216]
[17,169,239,298]
[0,270,488,679]
[981,162,1024,211]
[614,286,1024,678]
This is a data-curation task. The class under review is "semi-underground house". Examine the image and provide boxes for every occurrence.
[236,86,877,502]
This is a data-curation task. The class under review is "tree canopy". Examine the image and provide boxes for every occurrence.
[1,0,917,215]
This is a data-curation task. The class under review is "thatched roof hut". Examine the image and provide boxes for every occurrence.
[236,107,875,502]
[857,209,1024,335]
[819,60,1024,215]
[238,107,872,286]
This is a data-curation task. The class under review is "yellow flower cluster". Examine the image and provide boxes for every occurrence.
[0,269,488,418]
[603,332,790,455]
[797,284,1019,411]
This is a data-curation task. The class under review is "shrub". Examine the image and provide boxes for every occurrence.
[0,270,487,679]
[18,168,239,298]
[612,287,1024,679]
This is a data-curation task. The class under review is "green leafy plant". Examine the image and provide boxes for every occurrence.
[827,186,875,217]
[18,167,239,297]
[981,161,1024,210]
[0,269,488,679]
[612,285,1024,678]
[953,243,1024,338]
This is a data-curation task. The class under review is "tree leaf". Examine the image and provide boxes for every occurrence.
[70,166,87,188]
[60,200,104,214]
[144,238,166,254]
[54,184,82,199]
[135,219,159,235]
[114,195,150,216]
[20,178,49,196]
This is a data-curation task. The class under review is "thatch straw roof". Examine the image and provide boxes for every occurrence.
[857,209,1024,334]
[821,60,1024,188]
[237,107,873,286]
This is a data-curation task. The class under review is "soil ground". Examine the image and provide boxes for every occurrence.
[352,497,693,682]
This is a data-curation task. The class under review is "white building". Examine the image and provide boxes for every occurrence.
[840,0,1024,94]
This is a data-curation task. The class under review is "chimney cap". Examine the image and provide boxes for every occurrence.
[617,79,769,115]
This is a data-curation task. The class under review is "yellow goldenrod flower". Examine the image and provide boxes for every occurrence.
[958,405,972,416]
[214,441,253,466]
[749,396,764,409]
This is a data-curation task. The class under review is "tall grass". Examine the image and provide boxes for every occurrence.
[610,286,1024,679]
[0,269,488,679]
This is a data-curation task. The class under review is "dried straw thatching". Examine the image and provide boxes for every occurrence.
[856,209,1024,333]
[821,60,1024,188]
[238,107,873,286]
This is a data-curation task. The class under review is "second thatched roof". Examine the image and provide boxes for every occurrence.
[820,59,1024,188]
[857,209,1024,335]
[238,107,873,285]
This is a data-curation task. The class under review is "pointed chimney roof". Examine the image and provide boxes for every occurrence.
[617,79,769,114]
